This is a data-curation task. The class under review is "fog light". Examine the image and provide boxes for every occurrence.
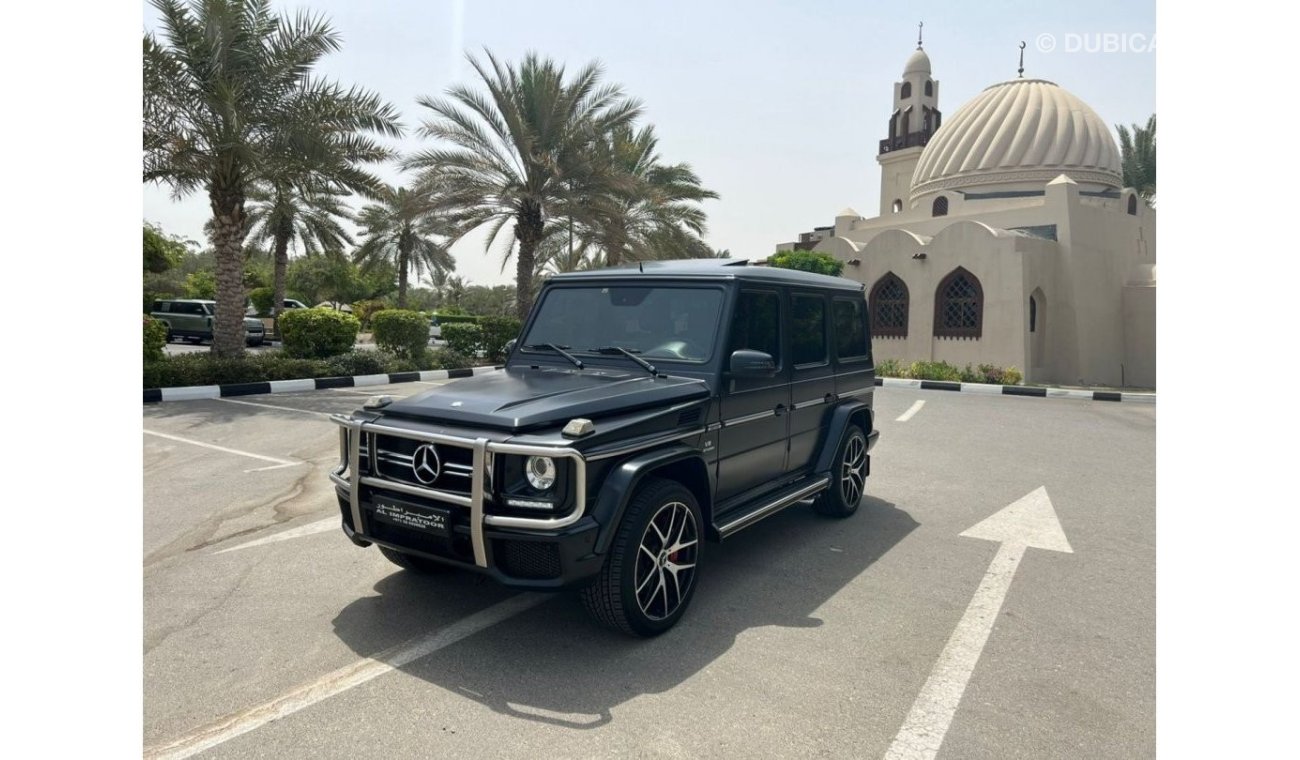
[525,456,556,490]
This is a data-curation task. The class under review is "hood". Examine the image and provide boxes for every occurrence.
[382,366,710,431]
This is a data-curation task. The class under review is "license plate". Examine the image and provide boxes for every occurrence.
[370,497,451,537]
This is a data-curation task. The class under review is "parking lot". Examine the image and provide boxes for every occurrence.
[143,380,1155,759]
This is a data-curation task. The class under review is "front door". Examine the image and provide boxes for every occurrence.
[716,289,791,504]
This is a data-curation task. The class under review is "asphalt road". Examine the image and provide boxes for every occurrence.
[142,380,1155,759]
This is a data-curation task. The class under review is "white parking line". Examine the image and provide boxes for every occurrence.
[217,398,331,418]
[896,400,926,422]
[215,517,339,554]
[143,429,300,469]
[143,593,548,760]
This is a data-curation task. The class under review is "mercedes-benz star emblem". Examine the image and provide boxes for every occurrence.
[411,444,441,484]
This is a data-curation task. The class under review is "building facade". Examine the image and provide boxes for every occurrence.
[779,41,1156,388]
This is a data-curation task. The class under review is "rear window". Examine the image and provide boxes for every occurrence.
[833,298,870,362]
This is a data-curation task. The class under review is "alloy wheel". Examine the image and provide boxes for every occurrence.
[840,434,866,506]
[633,501,699,621]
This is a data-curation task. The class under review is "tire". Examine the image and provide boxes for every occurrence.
[581,477,703,637]
[813,424,868,518]
[378,545,451,574]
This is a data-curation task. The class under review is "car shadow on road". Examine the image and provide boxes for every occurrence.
[330,495,917,730]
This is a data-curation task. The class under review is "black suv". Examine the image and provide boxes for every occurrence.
[330,260,878,636]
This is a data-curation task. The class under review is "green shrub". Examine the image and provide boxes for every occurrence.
[907,360,963,382]
[428,347,473,370]
[183,270,217,299]
[323,350,390,377]
[279,307,360,359]
[875,358,903,377]
[1002,366,1023,385]
[768,250,844,277]
[442,322,483,355]
[143,315,168,362]
[249,286,275,317]
[371,309,430,358]
[478,315,521,362]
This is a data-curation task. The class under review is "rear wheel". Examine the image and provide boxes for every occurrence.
[813,424,868,518]
[378,545,450,574]
[581,478,702,637]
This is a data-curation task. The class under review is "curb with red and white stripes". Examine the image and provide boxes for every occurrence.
[873,376,1155,403]
[143,365,500,404]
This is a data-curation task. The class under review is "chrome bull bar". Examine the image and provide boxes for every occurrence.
[329,414,587,568]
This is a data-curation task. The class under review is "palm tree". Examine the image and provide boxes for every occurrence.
[1117,115,1156,205]
[578,125,718,267]
[408,50,642,319]
[244,181,355,332]
[143,0,401,355]
[353,185,456,308]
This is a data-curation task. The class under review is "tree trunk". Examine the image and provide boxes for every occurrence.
[515,203,543,320]
[397,247,410,309]
[271,225,290,339]
[209,186,248,357]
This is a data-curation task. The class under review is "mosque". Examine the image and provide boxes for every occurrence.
[778,33,1156,388]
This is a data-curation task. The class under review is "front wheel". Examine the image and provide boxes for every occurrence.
[581,478,702,637]
[814,424,868,518]
[378,545,451,574]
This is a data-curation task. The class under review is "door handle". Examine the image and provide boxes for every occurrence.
[774,404,787,416]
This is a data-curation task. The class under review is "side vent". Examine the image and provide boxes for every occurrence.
[677,407,702,426]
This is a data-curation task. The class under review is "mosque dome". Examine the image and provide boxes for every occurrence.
[903,48,931,76]
[910,78,1122,199]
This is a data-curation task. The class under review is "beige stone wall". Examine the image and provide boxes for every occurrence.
[1123,286,1156,388]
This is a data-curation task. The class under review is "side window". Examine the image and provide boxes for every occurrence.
[728,291,781,365]
[154,301,167,312]
[790,293,827,366]
[833,298,871,363]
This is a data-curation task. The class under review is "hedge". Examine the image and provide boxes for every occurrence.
[279,307,360,358]
[875,358,1023,385]
[442,322,483,355]
[144,315,167,362]
[371,309,429,358]
[143,348,476,389]
[432,312,479,326]
[478,316,522,361]
[248,286,275,317]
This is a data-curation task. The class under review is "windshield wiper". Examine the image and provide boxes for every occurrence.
[522,343,584,370]
[591,345,658,377]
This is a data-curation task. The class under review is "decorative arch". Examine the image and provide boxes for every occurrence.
[932,195,949,217]
[934,267,983,339]
[891,199,903,213]
[900,81,912,99]
[924,80,933,97]
[869,272,909,338]
[1127,194,1138,215]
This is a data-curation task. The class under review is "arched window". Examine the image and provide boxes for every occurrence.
[934,267,983,339]
[891,199,903,213]
[901,81,912,99]
[924,80,933,97]
[932,195,948,217]
[1127,194,1138,215]
[870,273,909,338]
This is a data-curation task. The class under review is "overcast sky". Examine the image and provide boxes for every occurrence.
[142,0,1156,288]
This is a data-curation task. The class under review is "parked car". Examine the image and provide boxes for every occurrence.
[152,299,266,346]
[328,260,878,636]
[428,315,443,341]
[245,298,308,317]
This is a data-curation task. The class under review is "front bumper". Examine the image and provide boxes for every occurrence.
[329,414,601,589]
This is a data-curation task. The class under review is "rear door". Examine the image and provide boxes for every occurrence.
[787,290,835,474]
[716,289,791,503]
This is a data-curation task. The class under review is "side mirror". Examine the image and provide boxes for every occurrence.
[504,338,518,356]
[730,349,776,378]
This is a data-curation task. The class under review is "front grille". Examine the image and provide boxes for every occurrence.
[494,540,561,580]
[372,434,473,494]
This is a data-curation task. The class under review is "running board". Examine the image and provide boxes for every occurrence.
[715,477,830,538]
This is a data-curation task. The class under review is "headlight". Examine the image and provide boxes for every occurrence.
[525,456,557,490]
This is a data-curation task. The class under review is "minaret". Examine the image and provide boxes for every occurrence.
[877,23,941,215]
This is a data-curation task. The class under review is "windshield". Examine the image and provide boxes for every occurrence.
[522,285,724,363]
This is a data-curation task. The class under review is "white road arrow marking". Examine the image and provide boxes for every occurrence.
[215,517,339,554]
[896,400,926,422]
[884,487,1072,760]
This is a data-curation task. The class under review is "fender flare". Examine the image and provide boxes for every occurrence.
[811,401,874,476]
[589,444,711,555]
